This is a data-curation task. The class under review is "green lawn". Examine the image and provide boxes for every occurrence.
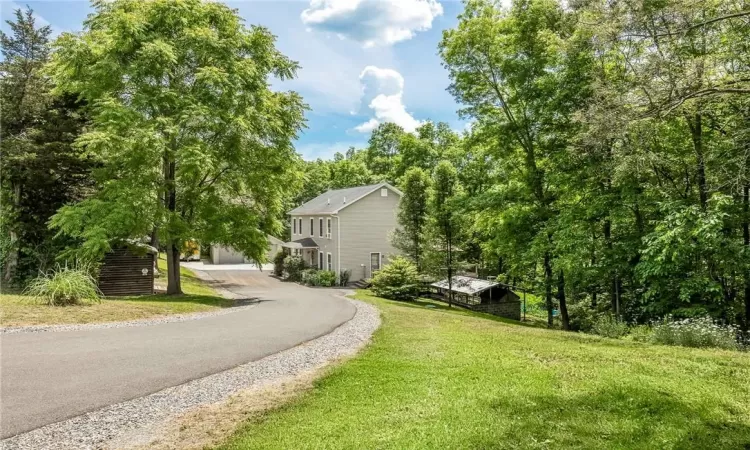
[0,258,231,326]
[221,292,750,450]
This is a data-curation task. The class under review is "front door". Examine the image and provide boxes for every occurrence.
[370,252,381,278]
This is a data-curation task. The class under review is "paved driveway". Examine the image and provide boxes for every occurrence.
[0,271,355,438]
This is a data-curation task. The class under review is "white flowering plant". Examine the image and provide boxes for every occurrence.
[650,316,744,351]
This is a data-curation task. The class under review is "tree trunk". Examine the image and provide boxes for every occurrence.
[446,230,453,308]
[150,228,160,272]
[603,219,618,314]
[544,252,553,327]
[687,113,708,210]
[557,269,570,330]
[3,182,21,283]
[164,152,182,295]
[744,184,750,331]
[590,248,597,308]
[166,241,182,295]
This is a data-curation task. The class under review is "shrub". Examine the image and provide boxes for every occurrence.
[627,325,654,343]
[339,269,351,286]
[301,269,337,287]
[591,315,629,339]
[567,302,600,332]
[318,270,336,287]
[25,264,101,306]
[301,269,318,285]
[282,256,306,282]
[371,256,420,301]
[273,251,286,277]
[651,316,740,350]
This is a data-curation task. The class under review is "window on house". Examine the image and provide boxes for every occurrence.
[319,218,323,237]
[381,188,388,197]
[319,252,324,270]
[327,252,332,271]
[309,218,313,236]
[293,218,297,234]
[326,218,331,238]
[298,218,302,235]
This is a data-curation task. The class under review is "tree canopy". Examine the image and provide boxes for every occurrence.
[48,0,307,293]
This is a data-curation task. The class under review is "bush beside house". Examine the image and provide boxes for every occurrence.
[302,269,337,287]
[282,256,306,282]
[273,251,286,277]
[371,256,421,301]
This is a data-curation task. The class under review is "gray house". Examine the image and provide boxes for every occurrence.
[283,182,402,282]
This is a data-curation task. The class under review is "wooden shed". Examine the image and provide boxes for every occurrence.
[98,246,156,296]
[430,276,521,320]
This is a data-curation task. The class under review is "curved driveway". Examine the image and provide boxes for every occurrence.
[0,271,355,438]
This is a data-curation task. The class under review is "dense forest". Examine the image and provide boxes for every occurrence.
[2,0,749,330]
[294,0,750,330]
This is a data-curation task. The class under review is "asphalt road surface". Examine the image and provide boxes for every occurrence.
[0,271,355,438]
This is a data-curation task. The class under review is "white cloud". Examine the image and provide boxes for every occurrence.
[296,140,367,161]
[354,65,422,134]
[301,0,443,48]
[354,118,380,133]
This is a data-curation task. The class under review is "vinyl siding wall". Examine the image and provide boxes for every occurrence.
[289,214,338,270]
[338,187,400,282]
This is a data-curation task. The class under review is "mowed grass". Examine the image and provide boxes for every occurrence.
[0,258,231,326]
[221,292,750,450]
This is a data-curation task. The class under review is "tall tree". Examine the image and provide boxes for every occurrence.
[0,7,52,282]
[393,168,431,270]
[429,161,463,307]
[1,7,93,284]
[366,122,405,182]
[49,0,306,294]
[440,0,589,328]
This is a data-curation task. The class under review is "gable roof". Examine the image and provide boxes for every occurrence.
[289,182,402,215]
[431,276,500,296]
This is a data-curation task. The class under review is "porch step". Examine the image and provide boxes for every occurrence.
[352,279,371,289]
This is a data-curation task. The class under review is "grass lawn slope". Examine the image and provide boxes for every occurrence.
[222,291,750,450]
[1,258,231,327]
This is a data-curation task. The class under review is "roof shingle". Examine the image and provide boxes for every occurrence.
[289,183,400,215]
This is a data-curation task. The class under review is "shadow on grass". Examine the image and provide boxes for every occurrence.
[476,383,750,449]
[106,293,267,308]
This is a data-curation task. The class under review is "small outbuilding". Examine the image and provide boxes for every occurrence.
[430,276,521,321]
[98,244,156,296]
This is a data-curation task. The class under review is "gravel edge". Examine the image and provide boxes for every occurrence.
[1,296,380,450]
[0,270,247,335]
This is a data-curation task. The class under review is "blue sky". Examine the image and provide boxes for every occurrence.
[1,0,470,160]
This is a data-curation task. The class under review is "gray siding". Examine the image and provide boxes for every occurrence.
[338,187,401,281]
[290,214,338,271]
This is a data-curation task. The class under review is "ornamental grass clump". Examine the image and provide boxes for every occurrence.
[25,264,101,306]
[651,316,740,350]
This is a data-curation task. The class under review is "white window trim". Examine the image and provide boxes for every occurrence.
[370,252,382,277]
[293,217,297,235]
[319,217,324,238]
[326,218,331,239]
[319,252,324,270]
[327,252,332,271]
[309,218,314,237]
